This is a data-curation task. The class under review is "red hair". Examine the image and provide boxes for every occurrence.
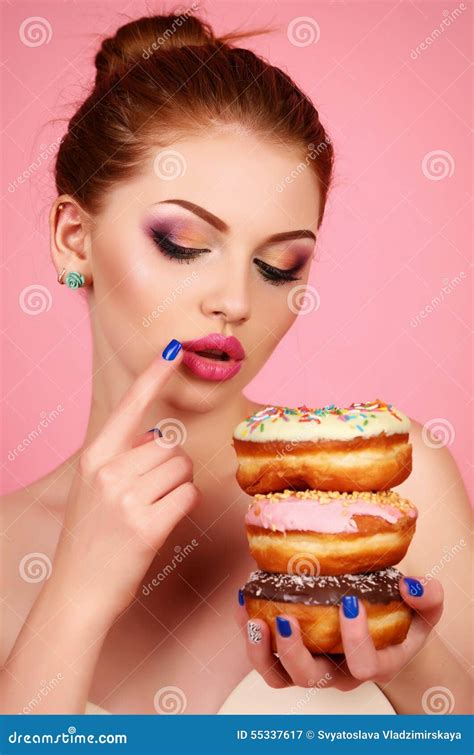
[55,12,334,227]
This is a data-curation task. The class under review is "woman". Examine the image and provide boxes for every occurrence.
[0,12,471,715]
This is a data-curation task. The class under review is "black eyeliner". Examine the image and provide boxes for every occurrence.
[151,229,211,260]
[253,258,303,285]
[151,228,303,283]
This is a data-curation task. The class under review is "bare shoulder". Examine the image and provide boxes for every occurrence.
[397,415,471,536]
[0,486,63,665]
[400,417,471,505]
[395,416,472,665]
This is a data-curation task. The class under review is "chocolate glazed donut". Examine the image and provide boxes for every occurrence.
[242,568,412,654]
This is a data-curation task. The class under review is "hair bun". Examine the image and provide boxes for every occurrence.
[94,13,217,85]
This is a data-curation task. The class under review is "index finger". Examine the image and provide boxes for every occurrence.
[92,339,183,459]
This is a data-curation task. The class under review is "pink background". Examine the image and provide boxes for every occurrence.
[1,1,472,499]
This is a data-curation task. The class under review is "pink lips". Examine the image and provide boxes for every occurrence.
[180,333,246,382]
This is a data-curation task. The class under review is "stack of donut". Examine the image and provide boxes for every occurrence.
[232,400,418,654]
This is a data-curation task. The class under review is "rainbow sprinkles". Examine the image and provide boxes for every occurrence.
[233,400,410,442]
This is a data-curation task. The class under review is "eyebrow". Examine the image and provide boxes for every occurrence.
[157,199,316,244]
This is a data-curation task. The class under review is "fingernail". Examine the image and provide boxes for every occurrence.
[342,595,359,619]
[404,577,424,597]
[247,621,263,643]
[238,588,245,606]
[162,339,182,360]
[147,427,163,437]
[276,616,292,637]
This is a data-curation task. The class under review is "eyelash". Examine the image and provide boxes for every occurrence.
[152,231,303,286]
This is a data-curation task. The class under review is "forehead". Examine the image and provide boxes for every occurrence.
[108,131,321,235]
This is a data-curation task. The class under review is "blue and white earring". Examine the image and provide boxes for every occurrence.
[58,268,85,289]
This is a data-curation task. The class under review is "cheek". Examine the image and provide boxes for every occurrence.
[91,232,201,354]
[252,287,298,343]
[92,230,176,311]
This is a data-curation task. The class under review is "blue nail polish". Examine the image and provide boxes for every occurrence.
[147,428,163,437]
[238,588,245,606]
[342,595,359,619]
[162,339,182,360]
[404,577,424,597]
[276,616,292,637]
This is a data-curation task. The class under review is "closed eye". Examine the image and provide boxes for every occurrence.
[152,230,211,260]
[152,230,304,285]
[253,259,303,286]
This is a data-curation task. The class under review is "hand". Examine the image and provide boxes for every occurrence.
[236,577,444,690]
[49,345,201,622]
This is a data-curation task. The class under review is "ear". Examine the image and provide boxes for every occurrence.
[49,196,92,285]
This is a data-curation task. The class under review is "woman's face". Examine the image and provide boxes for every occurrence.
[84,130,321,411]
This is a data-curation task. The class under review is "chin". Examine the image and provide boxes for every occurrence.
[175,368,250,411]
[166,378,222,413]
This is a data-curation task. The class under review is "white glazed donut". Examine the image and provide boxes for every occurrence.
[232,400,412,494]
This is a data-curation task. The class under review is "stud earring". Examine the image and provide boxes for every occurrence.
[65,271,85,289]
[57,268,85,288]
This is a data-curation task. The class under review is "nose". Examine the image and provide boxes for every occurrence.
[200,257,251,325]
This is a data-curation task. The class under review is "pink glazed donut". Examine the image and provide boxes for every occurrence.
[245,489,418,575]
